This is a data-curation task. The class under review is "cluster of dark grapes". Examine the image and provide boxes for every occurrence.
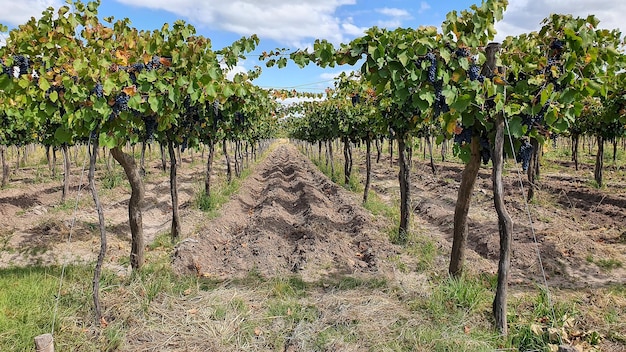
[109,93,130,121]
[521,102,549,130]
[12,55,30,77]
[479,135,491,164]
[454,125,472,145]
[516,139,534,171]
[351,93,360,106]
[550,132,558,148]
[92,82,104,98]
[550,39,564,51]
[433,81,449,117]
[455,47,471,58]
[235,111,245,125]
[417,52,449,117]
[425,52,437,83]
[468,64,485,82]
[146,55,163,71]
[143,115,157,142]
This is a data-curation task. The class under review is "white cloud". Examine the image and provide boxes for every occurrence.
[419,2,431,14]
[376,8,410,18]
[373,6,412,29]
[495,0,626,41]
[0,0,63,27]
[319,69,356,81]
[224,63,247,81]
[342,17,368,36]
[115,0,356,47]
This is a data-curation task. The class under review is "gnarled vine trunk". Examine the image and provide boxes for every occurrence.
[526,138,540,201]
[426,135,436,175]
[204,141,216,197]
[594,135,604,187]
[342,137,352,185]
[223,138,232,183]
[397,135,411,243]
[159,142,167,172]
[1,145,9,188]
[110,146,145,270]
[168,141,181,241]
[88,137,107,323]
[61,144,70,203]
[449,135,481,277]
[363,137,372,203]
[492,113,514,336]
[572,134,580,171]
[328,140,334,178]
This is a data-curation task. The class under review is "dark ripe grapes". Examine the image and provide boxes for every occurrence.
[351,94,360,106]
[92,83,104,98]
[480,135,491,164]
[235,112,245,125]
[550,39,564,50]
[551,133,558,148]
[522,103,549,129]
[181,138,188,153]
[516,139,534,171]
[468,64,484,82]
[146,56,162,71]
[455,47,471,58]
[426,52,437,83]
[131,63,146,72]
[115,93,130,111]
[454,125,472,145]
[12,55,30,77]
[109,92,130,121]
[144,115,157,142]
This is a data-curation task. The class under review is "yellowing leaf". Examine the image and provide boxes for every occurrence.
[123,86,137,96]
[446,120,457,134]
[115,50,129,66]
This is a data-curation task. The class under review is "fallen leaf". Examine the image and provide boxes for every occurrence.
[530,323,544,336]
[254,327,262,336]
[188,308,198,315]
[100,316,108,328]
[464,325,470,334]
[183,288,192,295]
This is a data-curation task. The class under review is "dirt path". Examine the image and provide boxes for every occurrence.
[173,144,398,282]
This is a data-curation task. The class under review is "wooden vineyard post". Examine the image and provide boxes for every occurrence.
[34,334,54,352]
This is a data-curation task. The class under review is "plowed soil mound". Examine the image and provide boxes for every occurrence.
[173,144,398,282]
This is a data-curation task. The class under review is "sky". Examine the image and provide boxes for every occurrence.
[1,0,625,96]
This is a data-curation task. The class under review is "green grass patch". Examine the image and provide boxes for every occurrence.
[0,265,122,351]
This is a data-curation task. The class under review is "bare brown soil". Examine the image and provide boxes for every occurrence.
[0,148,210,272]
[363,146,626,290]
[172,144,398,282]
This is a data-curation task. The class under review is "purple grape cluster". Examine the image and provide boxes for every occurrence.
[454,125,472,145]
[468,64,484,82]
[516,139,533,171]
